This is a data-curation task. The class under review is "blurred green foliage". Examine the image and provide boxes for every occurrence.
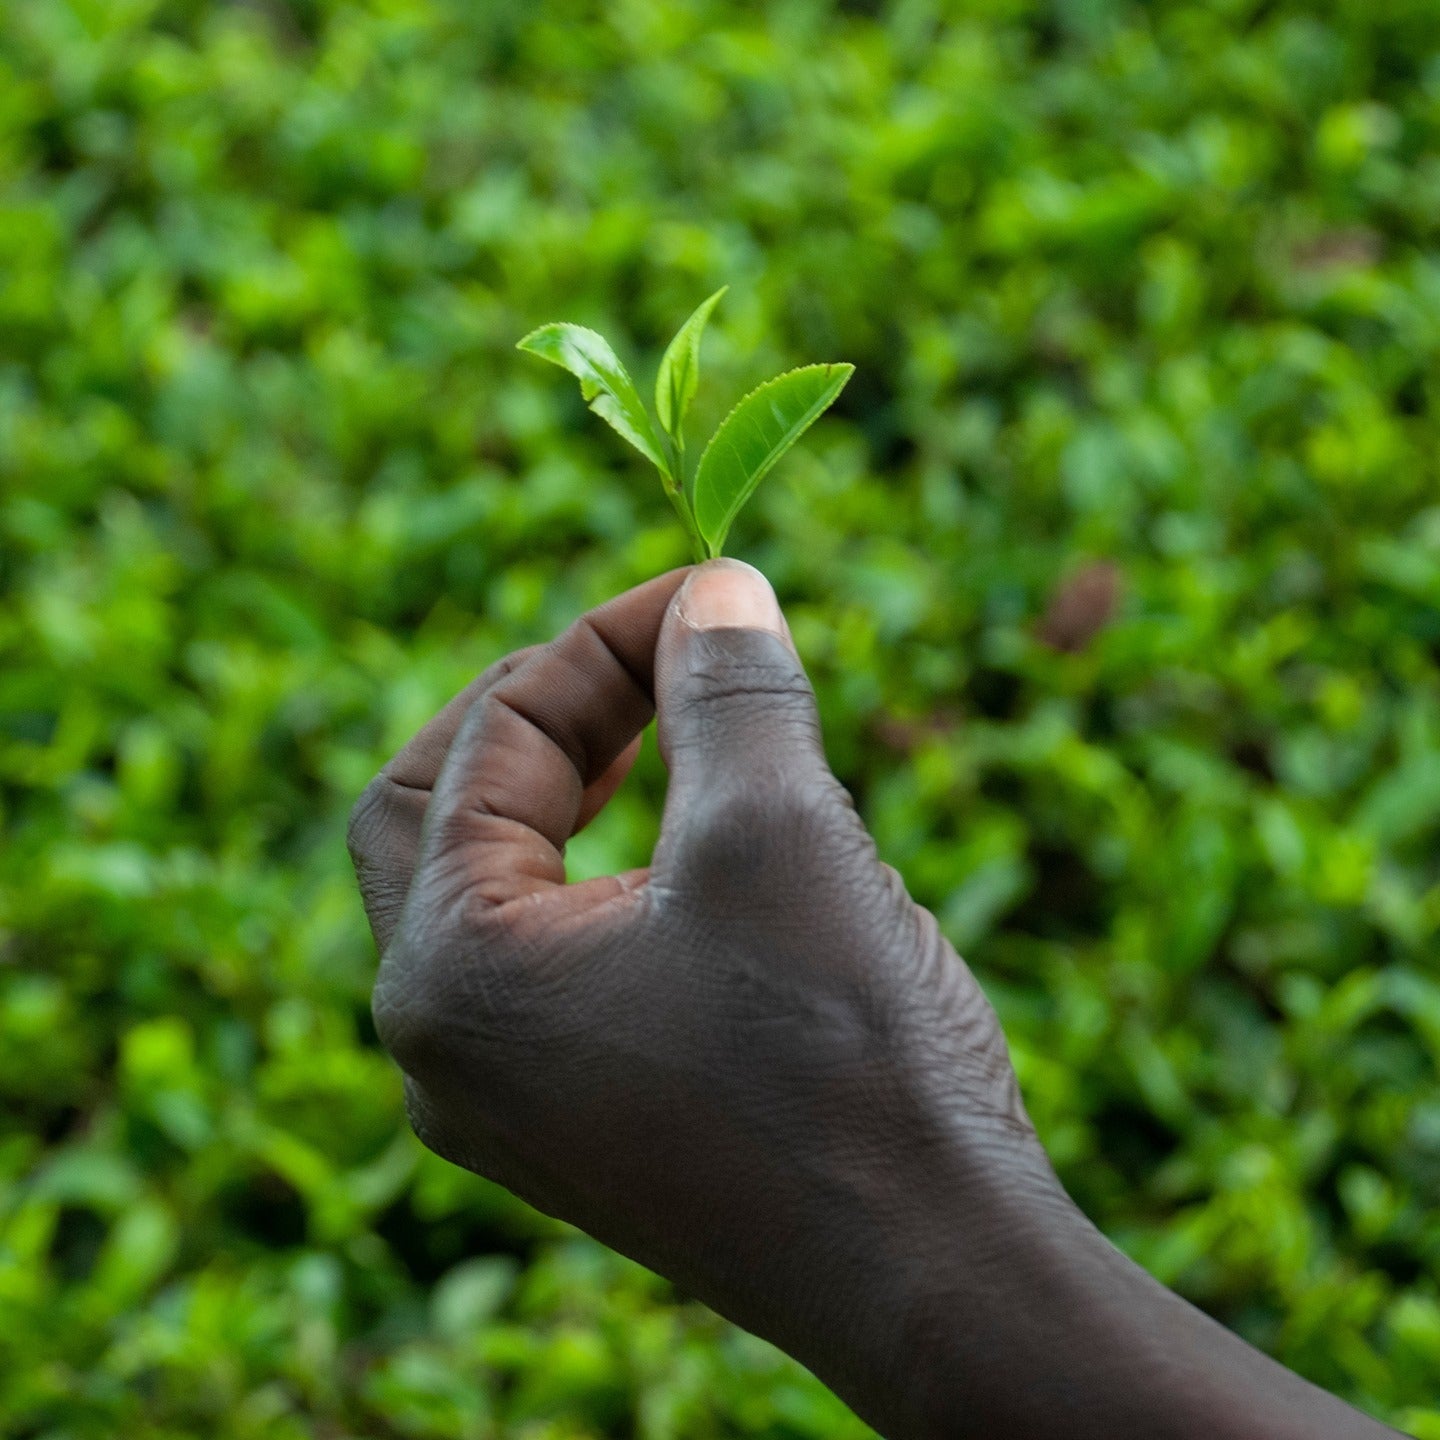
[2,0,1439,1434]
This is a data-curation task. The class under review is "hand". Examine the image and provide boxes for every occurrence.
[349,562,1060,1423]
[349,561,1402,1440]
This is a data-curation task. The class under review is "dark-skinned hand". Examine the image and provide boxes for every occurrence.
[348,561,1402,1440]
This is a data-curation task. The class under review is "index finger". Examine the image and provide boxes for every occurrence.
[416,567,690,915]
[348,646,537,951]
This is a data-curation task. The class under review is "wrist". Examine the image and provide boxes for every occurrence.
[798,1127,1398,1440]
[753,1117,1080,1438]
[880,1160,1399,1440]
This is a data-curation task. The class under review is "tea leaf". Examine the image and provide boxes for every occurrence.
[517,322,669,474]
[655,286,727,441]
[693,363,853,557]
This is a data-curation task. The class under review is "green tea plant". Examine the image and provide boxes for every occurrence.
[518,289,853,560]
[8,1,1440,1434]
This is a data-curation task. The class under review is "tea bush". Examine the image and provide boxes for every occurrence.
[2,1,1439,1435]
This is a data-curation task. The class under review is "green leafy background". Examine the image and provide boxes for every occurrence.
[3,0,1439,1435]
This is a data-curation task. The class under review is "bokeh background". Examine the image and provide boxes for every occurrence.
[4,0,1440,1435]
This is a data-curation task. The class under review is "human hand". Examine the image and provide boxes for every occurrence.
[349,561,1401,1440]
[348,561,1066,1431]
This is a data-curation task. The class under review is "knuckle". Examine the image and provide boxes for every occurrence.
[369,908,521,1082]
[755,778,834,837]
[370,933,437,1074]
[370,917,463,1077]
[674,766,880,912]
[346,774,393,867]
[398,1076,477,1172]
[684,788,765,855]
[683,779,835,875]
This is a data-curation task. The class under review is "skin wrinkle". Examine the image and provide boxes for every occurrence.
[383,773,440,796]
[576,608,657,702]
[487,686,588,774]
[447,714,581,845]
[385,648,538,789]
[355,573,682,950]
[491,661,626,788]
[351,731,642,947]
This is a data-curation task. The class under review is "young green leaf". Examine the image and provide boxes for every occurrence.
[654,286,727,441]
[516,322,669,474]
[692,362,853,557]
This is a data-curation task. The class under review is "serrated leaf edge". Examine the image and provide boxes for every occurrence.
[655,286,728,441]
[693,361,854,555]
[515,321,668,471]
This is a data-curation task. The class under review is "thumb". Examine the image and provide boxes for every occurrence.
[654,559,835,841]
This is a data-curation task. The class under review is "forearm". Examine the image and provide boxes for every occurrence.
[808,1148,1402,1440]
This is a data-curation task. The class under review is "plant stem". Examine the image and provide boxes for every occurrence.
[656,459,709,562]
[662,472,708,561]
